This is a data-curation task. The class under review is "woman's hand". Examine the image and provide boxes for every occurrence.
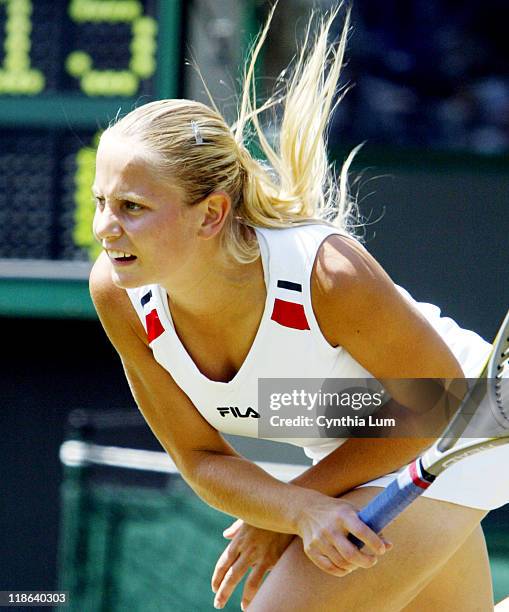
[211,519,294,610]
[296,492,392,577]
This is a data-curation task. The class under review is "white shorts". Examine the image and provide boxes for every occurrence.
[358,444,509,510]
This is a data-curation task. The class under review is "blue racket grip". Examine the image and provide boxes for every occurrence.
[348,464,431,549]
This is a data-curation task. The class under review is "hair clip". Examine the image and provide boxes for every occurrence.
[191,121,203,145]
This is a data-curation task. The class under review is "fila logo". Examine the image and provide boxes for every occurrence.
[217,406,260,419]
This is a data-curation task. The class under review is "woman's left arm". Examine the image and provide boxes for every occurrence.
[297,233,465,493]
[213,234,467,609]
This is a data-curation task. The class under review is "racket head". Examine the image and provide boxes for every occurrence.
[487,309,509,430]
[435,309,509,453]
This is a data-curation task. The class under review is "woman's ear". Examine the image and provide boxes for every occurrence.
[198,191,232,239]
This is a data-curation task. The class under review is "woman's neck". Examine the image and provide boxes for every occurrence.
[163,251,265,324]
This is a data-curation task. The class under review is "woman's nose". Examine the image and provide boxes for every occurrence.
[93,206,122,241]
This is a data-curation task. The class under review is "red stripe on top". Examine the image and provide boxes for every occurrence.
[271,298,310,331]
[146,309,165,343]
[409,460,431,490]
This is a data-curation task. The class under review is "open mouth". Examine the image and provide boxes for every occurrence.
[107,250,137,263]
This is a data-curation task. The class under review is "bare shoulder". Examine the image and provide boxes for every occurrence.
[89,252,146,347]
[89,251,126,308]
[311,234,399,341]
[311,233,463,378]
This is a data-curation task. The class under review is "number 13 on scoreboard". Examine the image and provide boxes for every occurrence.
[0,0,159,96]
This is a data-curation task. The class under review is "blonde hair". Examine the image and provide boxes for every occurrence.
[104,3,360,263]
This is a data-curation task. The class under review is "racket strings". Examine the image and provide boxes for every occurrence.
[494,334,509,421]
[496,338,509,379]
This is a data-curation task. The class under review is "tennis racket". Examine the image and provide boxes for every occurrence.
[349,309,509,548]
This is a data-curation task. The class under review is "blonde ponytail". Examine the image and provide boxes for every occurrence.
[104,3,360,265]
[232,3,361,235]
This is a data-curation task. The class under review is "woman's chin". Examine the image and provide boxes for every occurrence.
[111,270,147,289]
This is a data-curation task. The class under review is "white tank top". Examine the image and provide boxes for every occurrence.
[127,225,373,461]
[126,224,508,509]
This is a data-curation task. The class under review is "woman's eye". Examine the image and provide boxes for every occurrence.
[124,201,143,212]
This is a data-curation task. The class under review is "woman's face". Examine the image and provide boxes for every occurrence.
[92,134,205,289]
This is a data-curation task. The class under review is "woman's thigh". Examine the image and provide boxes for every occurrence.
[402,524,493,612]
[248,487,488,612]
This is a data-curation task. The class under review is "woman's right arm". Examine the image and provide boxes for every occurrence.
[89,252,240,473]
[89,253,387,570]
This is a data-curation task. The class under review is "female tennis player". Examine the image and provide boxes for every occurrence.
[89,5,507,611]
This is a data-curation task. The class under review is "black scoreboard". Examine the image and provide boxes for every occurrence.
[0,0,181,262]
